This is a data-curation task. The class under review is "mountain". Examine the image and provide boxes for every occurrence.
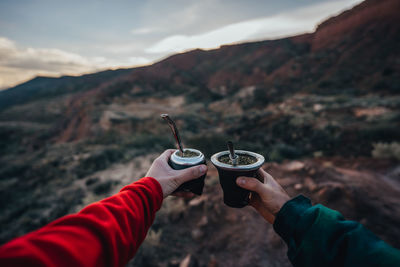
[2,1,399,107]
[0,0,400,265]
[0,69,132,111]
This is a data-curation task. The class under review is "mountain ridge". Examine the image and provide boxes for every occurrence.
[2,0,399,112]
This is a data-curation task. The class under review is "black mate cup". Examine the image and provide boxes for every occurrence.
[211,150,265,208]
[169,148,206,195]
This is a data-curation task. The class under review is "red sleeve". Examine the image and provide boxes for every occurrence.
[0,177,163,267]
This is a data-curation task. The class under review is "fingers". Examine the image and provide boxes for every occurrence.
[257,168,270,183]
[175,164,207,183]
[258,168,280,187]
[171,191,196,199]
[236,176,264,194]
[158,149,176,162]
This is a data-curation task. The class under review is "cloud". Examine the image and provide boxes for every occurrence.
[126,56,151,65]
[131,27,160,35]
[0,37,151,89]
[146,0,362,54]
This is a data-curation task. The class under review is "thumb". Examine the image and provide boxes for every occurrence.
[176,164,207,184]
[236,177,264,194]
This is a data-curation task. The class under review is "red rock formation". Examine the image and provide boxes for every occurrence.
[312,0,400,51]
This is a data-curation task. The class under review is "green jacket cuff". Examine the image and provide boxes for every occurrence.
[273,195,311,245]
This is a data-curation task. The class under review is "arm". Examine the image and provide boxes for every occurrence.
[0,149,207,267]
[237,169,400,267]
[274,195,400,267]
[0,177,162,267]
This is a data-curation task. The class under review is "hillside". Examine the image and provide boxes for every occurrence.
[0,0,400,266]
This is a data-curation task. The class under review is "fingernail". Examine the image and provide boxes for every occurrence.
[237,178,245,185]
[199,165,207,174]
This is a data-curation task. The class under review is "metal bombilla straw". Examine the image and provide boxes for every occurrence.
[161,114,184,157]
[227,141,238,166]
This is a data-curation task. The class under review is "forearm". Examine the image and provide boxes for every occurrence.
[0,177,163,267]
[273,195,400,267]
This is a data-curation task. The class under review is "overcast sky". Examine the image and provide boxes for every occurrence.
[0,0,363,89]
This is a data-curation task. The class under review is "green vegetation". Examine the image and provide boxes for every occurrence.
[93,180,115,195]
[372,142,400,161]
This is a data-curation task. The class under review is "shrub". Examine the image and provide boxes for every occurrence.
[125,134,174,151]
[372,142,400,160]
[77,149,124,178]
[85,177,99,186]
[93,180,113,195]
[361,124,400,141]
[268,143,303,162]
[185,87,223,104]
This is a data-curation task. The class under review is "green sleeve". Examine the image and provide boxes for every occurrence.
[273,195,400,267]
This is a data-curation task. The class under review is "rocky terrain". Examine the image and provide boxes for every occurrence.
[0,0,399,266]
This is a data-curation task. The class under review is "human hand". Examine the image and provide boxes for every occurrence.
[146,149,208,198]
[236,168,290,224]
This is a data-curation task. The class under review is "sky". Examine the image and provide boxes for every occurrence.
[0,0,363,90]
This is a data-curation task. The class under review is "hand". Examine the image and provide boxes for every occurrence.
[236,168,290,224]
[146,149,208,198]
